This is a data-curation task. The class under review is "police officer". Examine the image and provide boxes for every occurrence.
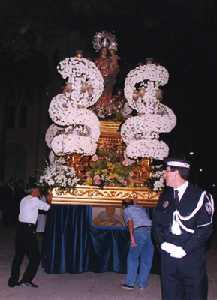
[8,186,51,288]
[121,198,154,290]
[152,158,214,300]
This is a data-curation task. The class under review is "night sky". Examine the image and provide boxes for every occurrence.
[1,0,217,188]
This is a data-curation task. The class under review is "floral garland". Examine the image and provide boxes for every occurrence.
[57,57,104,107]
[121,61,175,161]
[124,64,169,113]
[45,124,64,148]
[49,105,100,156]
[51,133,98,156]
[127,81,158,114]
[49,94,71,125]
[39,159,80,189]
[121,108,176,144]
[49,102,100,140]
[49,151,55,163]
[125,139,169,160]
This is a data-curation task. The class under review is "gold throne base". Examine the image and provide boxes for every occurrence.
[52,185,159,207]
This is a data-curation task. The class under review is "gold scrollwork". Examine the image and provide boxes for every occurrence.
[52,185,159,207]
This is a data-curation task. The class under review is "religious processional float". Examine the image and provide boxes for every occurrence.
[39,31,176,207]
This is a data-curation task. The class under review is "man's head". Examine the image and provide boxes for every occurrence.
[31,186,40,198]
[163,157,190,188]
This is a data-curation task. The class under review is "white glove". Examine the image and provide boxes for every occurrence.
[170,246,186,259]
[161,242,186,259]
[161,242,177,253]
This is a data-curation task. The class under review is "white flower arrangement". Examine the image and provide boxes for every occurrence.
[128,81,158,114]
[47,57,102,159]
[124,64,169,114]
[49,104,100,140]
[125,139,169,160]
[121,61,176,161]
[45,124,63,148]
[121,108,176,144]
[39,160,80,188]
[49,151,55,163]
[48,105,100,156]
[49,93,72,125]
[51,133,98,156]
[57,57,104,107]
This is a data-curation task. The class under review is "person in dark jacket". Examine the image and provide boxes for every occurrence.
[152,157,214,300]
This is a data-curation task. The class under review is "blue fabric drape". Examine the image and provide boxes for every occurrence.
[43,205,90,273]
[42,205,160,274]
[88,226,129,273]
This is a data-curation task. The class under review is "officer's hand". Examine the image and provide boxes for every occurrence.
[161,242,174,253]
[170,246,186,259]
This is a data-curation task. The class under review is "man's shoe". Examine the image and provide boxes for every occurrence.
[8,279,20,288]
[20,281,39,288]
[121,284,134,290]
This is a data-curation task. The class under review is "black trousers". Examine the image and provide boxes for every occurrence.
[160,250,208,300]
[9,222,40,284]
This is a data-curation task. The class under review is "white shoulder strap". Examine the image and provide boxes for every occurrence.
[173,191,214,234]
[178,191,206,221]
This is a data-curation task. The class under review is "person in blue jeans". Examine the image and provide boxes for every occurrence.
[122,199,154,290]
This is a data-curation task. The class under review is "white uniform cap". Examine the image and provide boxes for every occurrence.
[166,160,190,169]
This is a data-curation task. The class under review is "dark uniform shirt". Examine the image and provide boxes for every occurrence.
[152,183,214,254]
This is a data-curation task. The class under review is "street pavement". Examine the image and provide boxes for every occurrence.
[0,224,217,300]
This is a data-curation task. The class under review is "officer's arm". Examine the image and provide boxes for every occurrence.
[183,193,214,253]
[184,225,212,254]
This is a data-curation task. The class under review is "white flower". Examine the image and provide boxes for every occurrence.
[39,160,80,188]
[121,109,176,145]
[48,102,100,156]
[45,124,63,148]
[124,63,169,114]
[49,105,100,139]
[125,139,169,160]
[51,134,98,156]
[57,57,104,107]
[121,62,176,161]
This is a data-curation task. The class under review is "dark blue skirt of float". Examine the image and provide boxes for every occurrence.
[42,205,160,274]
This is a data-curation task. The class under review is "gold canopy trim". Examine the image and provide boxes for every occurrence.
[52,185,159,207]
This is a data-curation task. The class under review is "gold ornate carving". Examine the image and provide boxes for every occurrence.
[66,154,90,177]
[59,121,157,206]
[98,121,125,155]
[52,185,159,207]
